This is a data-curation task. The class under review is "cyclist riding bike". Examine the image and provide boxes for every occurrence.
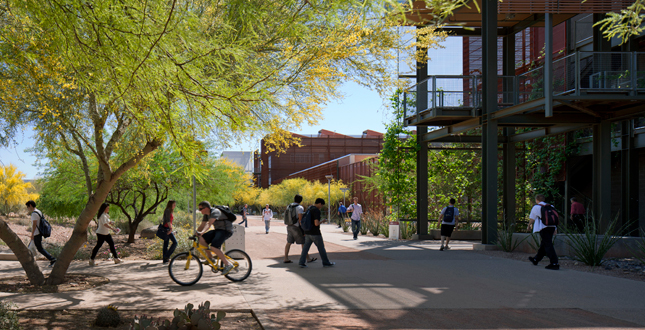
[196,201,234,275]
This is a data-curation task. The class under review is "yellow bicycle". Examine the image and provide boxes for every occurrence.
[168,235,252,286]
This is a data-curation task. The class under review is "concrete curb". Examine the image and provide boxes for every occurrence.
[0,252,18,261]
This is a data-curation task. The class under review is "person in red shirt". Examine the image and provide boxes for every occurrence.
[162,200,177,264]
[570,197,586,233]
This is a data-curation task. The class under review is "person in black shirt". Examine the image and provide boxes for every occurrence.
[299,198,335,268]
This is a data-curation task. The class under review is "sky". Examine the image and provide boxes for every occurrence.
[0,37,463,180]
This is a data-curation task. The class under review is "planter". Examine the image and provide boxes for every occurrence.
[429,229,482,240]
[511,233,643,258]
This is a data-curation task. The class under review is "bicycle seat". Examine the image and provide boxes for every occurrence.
[189,236,197,241]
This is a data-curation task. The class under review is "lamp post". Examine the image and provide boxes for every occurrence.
[325,175,333,222]
[340,187,349,206]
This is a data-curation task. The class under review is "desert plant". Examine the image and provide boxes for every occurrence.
[95,305,121,327]
[0,301,20,330]
[341,220,350,233]
[131,301,225,330]
[527,233,541,251]
[359,220,368,235]
[380,218,390,238]
[496,222,528,252]
[400,221,417,240]
[628,228,645,265]
[562,215,632,267]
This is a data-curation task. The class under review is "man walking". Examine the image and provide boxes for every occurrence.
[570,197,586,232]
[337,202,347,228]
[438,198,460,251]
[26,200,56,267]
[284,195,316,264]
[346,197,363,240]
[238,204,248,227]
[528,194,560,270]
[262,204,273,234]
[299,198,335,268]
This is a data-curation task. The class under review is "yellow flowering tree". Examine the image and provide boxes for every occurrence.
[0,164,38,215]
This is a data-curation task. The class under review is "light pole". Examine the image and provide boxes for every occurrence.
[325,175,333,222]
[340,187,349,206]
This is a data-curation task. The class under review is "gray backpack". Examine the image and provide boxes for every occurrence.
[284,203,299,225]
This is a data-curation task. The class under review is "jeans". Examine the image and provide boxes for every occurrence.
[570,214,586,233]
[163,232,177,261]
[351,220,361,239]
[91,234,118,260]
[265,220,271,233]
[239,216,248,227]
[299,235,332,266]
[33,234,55,261]
[535,227,558,265]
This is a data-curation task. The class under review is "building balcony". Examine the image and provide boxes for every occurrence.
[403,51,645,127]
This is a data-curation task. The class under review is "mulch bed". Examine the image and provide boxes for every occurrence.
[17,310,262,330]
[0,274,109,293]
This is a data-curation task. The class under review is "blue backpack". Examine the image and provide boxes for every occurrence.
[301,206,316,231]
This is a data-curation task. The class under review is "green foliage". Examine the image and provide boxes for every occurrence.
[400,221,417,240]
[0,301,21,330]
[561,215,631,267]
[255,178,347,216]
[131,301,225,330]
[146,225,194,260]
[380,217,390,238]
[359,221,368,235]
[364,213,381,237]
[496,222,528,252]
[341,220,350,233]
[594,0,645,45]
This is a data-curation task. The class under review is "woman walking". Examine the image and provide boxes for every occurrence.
[89,203,122,266]
[162,200,178,264]
[263,204,273,234]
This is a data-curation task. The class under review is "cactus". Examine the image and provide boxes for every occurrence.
[130,301,225,330]
[95,305,121,327]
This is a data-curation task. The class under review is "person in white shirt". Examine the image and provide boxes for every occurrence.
[438,198,460,251]
[528,194,559,270]
[26,200,56,267]
[347,197,363,240]
[263,204,273,234]
[89,203,122,266]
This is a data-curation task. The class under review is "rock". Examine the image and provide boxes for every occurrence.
[62,310,70,315]
[140,227,157,239]
[69,282,78,287]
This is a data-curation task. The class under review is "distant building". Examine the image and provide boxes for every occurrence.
[220,151,255,174]
[258,129,384,188]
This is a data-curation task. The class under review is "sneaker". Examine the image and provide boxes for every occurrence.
[444,246,450,250]
[545,264,560,270]
[266,232,269,234]
[162,260,169,265]
[528,257,538,265]
[439,245,444,251]
[89,259,95,267]
[299,264,308,268]
[49,259,57,267]
[353,237,357,240]
[323,262,336,267]
[222,264,235,275]
[114,258,122,264]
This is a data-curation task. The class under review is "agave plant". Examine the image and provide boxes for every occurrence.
[561,214,633,267]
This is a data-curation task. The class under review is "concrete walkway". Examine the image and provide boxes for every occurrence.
[2,215,645,329]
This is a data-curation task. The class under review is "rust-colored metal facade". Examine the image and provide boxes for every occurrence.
[259,130,384,188]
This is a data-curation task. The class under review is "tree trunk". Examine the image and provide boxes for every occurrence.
[128,221,138,244]
[46,180,113,285]
[0,219,45,285]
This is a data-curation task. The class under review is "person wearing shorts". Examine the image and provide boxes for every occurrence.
[438,198,460,251]
[283,194,316,264]
[196,201,234,275]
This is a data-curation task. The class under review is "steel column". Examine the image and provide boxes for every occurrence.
[502,128,516,225]
[481,0,498,244]
[621,120,639,235]
[503,33,515,104]
[592,121,612,230]
[545,13,553,117]
[415,25,430,239]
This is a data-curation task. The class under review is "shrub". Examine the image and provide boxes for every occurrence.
[379,217,390,238]
[47,242,91,260]
[400,221,417,240]
[0,301,21,330]
[359,220,368,235]
[561,215,631,267]
[130,301,225,330]
[341,220,350,233]
[496,222,528,252]
[364,214,379,236]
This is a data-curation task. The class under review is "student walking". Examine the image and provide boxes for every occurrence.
[263,204,273,234]
[162,200,177,265]
[238,204,248,227]
[90,203,122,266]
[25,200,56,267]
[347,197,363,240]
[438,198,460,251]
[337,202,347,228]
[569,197,586,232]
[283,194,316,264]
[299,198,335,268]
[528,194,560,270]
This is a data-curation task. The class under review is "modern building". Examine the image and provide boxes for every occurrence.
[402,0,643,241]
[220,151,255,174]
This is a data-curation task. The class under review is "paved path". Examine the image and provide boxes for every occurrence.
[2,215,645,329]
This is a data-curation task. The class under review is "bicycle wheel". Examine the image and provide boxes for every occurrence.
[223,249,252,282]
[169,252,203,286]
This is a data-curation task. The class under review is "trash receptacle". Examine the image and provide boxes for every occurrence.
[389,221,400,240]
[225,225,245,251]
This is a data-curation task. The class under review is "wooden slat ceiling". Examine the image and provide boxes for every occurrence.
[404,0,632,27]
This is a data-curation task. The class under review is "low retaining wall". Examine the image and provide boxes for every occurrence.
[429,229,482,241]
[510,233,643,259]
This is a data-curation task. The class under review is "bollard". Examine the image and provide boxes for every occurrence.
[389,221,400,240]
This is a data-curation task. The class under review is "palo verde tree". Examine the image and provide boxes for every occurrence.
[0,164,39,215]
[0,0,418,285]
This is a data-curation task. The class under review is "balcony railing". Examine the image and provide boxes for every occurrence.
[402,51,645,123]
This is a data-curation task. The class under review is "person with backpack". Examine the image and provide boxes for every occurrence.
[90,203,123,266]
[528,194,560,270]
[283,194,316,264]
[25,200,56,267]
[161,200,178,265]
[337,202,347,228]
[196,201,236,275]
[299,198,335,268]
[346,197,363,240]
[263,204,273,234]
[438,198,460,251]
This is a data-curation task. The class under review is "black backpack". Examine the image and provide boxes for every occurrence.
[540,204,560,226]
[284,203,299,225]
[215,206,237,221]
[301,206,316,231]
[443,206,455,223]
[33,211,52,238]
